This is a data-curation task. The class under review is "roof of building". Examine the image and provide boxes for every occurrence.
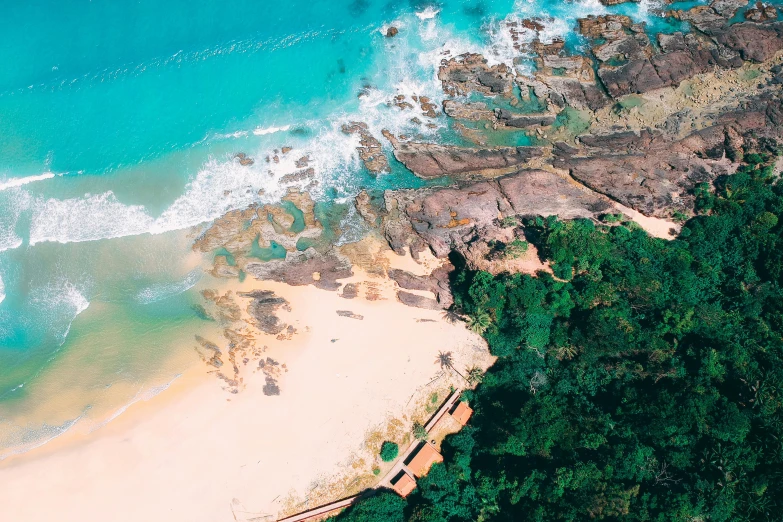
[407,442,443,477]
[391,471,417,498]
[451,401,473,426]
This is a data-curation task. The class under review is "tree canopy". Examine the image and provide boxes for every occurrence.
[333,147,783,522]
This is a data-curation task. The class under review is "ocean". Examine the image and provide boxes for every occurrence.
[0,0,697,456]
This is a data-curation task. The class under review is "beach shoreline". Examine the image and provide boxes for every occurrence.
[0,248,493,522]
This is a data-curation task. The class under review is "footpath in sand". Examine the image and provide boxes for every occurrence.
[0,249,492,522]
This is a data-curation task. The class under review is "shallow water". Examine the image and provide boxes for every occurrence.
[0,0,698,454]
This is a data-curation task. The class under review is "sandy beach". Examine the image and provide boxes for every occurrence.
[0,249,492,522]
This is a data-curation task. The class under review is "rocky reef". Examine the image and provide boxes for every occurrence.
[196,0,783,316]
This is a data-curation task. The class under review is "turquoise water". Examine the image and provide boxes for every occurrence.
[0,0,701,454]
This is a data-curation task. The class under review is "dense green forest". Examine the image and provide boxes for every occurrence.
[334,144,783,522]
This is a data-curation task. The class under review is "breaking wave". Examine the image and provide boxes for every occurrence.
[136,270,202,304]
[0,172,59,191]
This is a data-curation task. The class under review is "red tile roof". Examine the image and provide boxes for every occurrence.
[391,471,417,497]
[407,443,443,477]
[451,402,473,426]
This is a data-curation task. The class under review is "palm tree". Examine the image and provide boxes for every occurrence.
[465,365,484,385]
[467,310,492,335]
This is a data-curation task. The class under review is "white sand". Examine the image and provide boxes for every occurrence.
[0,255,491,522]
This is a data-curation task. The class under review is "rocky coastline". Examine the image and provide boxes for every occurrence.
[197,1,783,318]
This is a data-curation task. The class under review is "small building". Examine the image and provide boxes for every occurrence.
[406,442,443,478]
[450,401,473,426]
[390,470,417,498]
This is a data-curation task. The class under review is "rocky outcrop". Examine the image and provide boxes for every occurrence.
[382,169,610,259]
[555,94,783,217]
[442,100,496,122]
[438,53,515,97]
[388,263,454,310]
[495,109,556,128]
[385,135,542,179]
[336,310,364,320]
[745,3,779,23]
[341,122,391,174]
[244,248,353,290]
[716,22,783,63]
[241,290,290,335]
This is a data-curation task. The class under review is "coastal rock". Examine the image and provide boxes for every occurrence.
[341,122,391,174]
[388,263,454,309]
[438,53,514,97]
[597,32,745,98]
[385,134,542,179]
[745,3,779,23]
[234,152,254,166]
[386,26,399,37]
[336,310,364,320]
[716,22,783,63]
[382,169,609,259]
[244,248,353,291]
[396,291,442,310]
[495,108,556,128]
[578,14,635,39]
[442,100,496,121]
[240,290,290,335]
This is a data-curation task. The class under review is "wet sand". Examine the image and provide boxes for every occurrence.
[0,252,491,522]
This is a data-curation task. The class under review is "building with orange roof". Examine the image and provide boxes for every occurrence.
[450,401,473,426]
[390,470,417,497]
[406,442,443,478]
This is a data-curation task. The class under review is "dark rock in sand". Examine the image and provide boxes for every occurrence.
[244,248,353,291]
[263,376,280,396]
[336,310,364,320]
[340,283,358,299]
[240,290,290,335]
[396,291,442,310]
[388,262,454,309]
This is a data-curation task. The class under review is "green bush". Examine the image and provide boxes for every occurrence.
[412,422,428,441]
[379,441,399,462]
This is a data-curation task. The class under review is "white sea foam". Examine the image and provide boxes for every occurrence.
[0,274,5,305]
[29,192,156,245]
[0,172,58,191]
[0,189,31,253]
[415,6,440,20]
[30,279,91,343]
[0,414,84,461]
[136,269,202,304]
[89,374,181,433]
[19,4,643,249]
[253,124,291,136]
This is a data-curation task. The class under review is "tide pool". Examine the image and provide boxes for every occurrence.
[0,0,699,455]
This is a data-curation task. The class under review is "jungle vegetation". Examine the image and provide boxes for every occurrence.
[334,146,783,522]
